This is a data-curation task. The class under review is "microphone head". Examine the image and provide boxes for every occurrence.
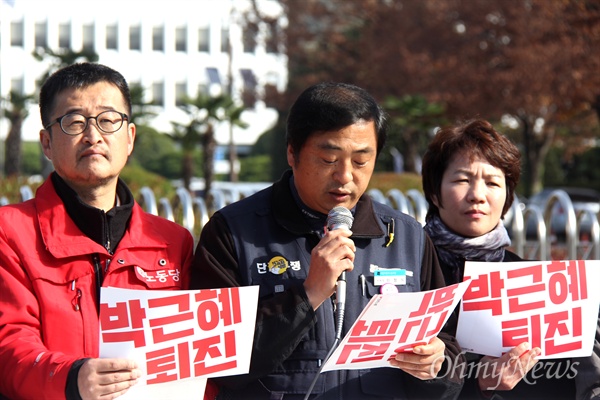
[327,206,354,231]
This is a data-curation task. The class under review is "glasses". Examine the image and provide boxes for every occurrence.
[45,110,129,136]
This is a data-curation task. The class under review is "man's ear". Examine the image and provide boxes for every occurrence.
[286,144,295,168]
[40,129,52,161]
[127,123,136,156]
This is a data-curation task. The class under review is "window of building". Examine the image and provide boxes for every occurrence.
[240,68,257,107]
[35,21,48,48]
[265,21,279,54]
[152,81,164,106]
[175,26,187,52]
[10,20,24,47]
[152,25,164,51]
[175,82,187,106]
[198,27,209,52]
[129,25,141,50]
[82,23,95,50]
[206,67,221,86]
[242,24,257,54]
[206,67,222,96]
[106,24,118,50]
[220,28,229,53]
[59,22,71,49]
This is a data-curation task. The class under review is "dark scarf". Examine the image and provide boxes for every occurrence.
[424,214,511,283]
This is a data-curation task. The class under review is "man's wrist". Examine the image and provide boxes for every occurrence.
[65,358,89,400]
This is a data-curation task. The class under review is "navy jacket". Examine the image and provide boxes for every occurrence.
[192,171,464,399]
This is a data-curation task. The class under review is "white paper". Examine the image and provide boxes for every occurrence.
[457,260,600,359]
[99,286,259,400]
[322,281,471,372]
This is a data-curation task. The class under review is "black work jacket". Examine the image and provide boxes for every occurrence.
[192,171,464,399]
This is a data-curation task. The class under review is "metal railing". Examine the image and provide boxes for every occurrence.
[4,185,599,260]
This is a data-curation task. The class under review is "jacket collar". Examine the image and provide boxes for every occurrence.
[35,176,167,259]
[271,170,384,238]
[52,172,134,253]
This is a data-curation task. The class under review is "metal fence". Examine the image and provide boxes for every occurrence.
[4,185,599,261]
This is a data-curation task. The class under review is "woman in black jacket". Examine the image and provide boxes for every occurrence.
[421,119,579,399]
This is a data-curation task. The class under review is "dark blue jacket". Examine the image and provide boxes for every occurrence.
[192,171,464,399]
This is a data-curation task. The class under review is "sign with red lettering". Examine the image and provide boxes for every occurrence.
[99,286,259,399]
[321,280,471,372]
[457,260,600,358]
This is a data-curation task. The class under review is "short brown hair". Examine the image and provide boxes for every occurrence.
[421,119,521,220]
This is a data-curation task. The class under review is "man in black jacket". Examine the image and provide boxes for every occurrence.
[191,82,464,399]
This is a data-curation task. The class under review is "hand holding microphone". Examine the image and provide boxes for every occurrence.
[302,207,355,400]
[326,206,354,340]
[303,206,355,311]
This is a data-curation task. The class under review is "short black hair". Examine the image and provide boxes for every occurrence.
[39,62,131,128]
[286,82,387,157]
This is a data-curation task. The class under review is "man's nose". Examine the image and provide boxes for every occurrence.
[334,160,353,184]
[81,119,104,143]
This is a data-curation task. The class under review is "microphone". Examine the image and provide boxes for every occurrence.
[326,206,354,232]
[326,206,354,340]
[304,206,354,400]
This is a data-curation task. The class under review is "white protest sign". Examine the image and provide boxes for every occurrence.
[322,280,471,372]
[99,286,259,400]
[457,260,600,358]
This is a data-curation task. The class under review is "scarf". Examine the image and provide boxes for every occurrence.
[424,214,511,283]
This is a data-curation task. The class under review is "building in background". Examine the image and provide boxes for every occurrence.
[0,0,287,174]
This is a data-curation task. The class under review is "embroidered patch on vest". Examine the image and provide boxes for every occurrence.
[268,256,289,275]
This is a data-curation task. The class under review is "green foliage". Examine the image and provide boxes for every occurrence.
[542,147,567,188]
[562,147,600,192]
[257,110,288,181]
[379,95,446,173]
[239,155,272,182]
[130,127,182,177]
[119,164,176,201]
[129,84,158,125]
[22,142,42,175]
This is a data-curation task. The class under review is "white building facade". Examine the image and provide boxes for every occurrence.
[0,0,287,163]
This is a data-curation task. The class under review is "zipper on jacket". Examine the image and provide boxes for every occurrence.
[92,254,103,314]
[71,280,82,311]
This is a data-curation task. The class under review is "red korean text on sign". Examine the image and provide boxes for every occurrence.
[148,293,196,344]
[462,271,505,315]
[505,264,546,313]
[100,299,147,348]
[546,260,588,304]
[395,286,457,351]
[144,288,243,384]
[501,307,583,355]
[500,260,588,356]
[336,319,401,364]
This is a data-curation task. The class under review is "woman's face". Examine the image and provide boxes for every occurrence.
[434,151,507,237]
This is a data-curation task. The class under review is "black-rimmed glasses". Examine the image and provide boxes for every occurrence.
[44,110,129,136]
